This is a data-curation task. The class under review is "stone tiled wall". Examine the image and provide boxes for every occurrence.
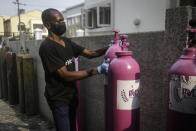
[7,6,193,131]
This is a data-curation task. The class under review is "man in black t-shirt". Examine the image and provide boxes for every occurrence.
[39,8,109,131]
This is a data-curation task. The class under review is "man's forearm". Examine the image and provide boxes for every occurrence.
[94,46,109,57]
[66,68,98,81]
[83,46,109,59]
[57,66,98,81]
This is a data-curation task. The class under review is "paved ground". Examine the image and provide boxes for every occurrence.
[0,99,56,131]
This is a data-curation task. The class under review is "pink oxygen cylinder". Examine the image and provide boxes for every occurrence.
[167,20,196,131]
[104,30,123,131]
[108,35,140,131]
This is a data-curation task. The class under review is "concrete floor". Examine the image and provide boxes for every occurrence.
[0,99,55,131]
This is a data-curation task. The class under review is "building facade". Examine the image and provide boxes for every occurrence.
[82,0,182,36]
[3,10,47,39]
[61,0,188,37]
[62,3,84,37]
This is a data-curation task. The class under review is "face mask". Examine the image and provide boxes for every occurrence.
[50,22,66,36]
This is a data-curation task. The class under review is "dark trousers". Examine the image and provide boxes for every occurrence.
[52,105,76,131]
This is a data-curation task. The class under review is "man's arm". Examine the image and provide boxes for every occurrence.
[81,46,109,59]
[57,66,98,82]
[57,59,109,82]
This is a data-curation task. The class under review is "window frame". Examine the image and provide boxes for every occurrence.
[83,8,97,29]
[97,4,111,27]
[82,3,111,29]
[18,22,26,31]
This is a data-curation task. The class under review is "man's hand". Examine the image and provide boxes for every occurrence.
[97,59,110,74]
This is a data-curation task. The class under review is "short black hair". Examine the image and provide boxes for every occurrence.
[41,8,60,25]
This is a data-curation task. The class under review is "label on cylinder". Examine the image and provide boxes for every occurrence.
[169,74,196,114]
[117,80,140,110]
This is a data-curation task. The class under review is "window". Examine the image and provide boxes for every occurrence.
[18,22,26,31]
[84,8,97,28]
[67,18,72,26]
[99,7,111,26]
[75,16,81,24]
[4,20,11,36]
[72,18,75,25]
[83,3,111,29]
[33,24,47,33]
[33,24,43,30]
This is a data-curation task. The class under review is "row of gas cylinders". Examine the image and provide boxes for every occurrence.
[104,21,196,131]
[0,47,37,115]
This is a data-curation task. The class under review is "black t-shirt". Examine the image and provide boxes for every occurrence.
[39,37,85,109]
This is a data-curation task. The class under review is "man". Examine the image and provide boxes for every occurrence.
[39,8,109,131]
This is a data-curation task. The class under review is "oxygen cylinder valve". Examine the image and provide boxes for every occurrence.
[104,30,123,62]
[187,19,196,48]
[120,35,130,51]
[114,30,120,44]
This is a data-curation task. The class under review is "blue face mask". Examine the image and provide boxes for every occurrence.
[51,21,66,36]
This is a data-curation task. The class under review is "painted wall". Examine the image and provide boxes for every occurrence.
[0,17,4,36]
[114,0,170,33]
[0,16,10,36]
[62,3,84,37]
[62,3,84,19]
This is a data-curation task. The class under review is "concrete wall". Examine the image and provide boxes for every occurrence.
[6,6,192,131]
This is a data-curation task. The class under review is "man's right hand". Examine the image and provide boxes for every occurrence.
[97,59,110,74]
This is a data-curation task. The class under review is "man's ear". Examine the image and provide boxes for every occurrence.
[45,22,51,30]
